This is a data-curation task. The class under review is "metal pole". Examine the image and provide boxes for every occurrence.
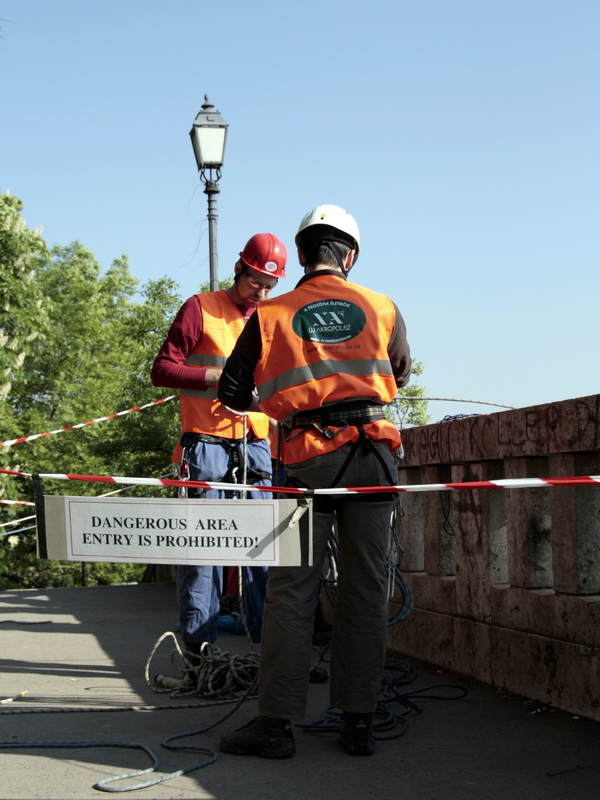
[205,178,220,292]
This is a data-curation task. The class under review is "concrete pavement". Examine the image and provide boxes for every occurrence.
[1,583,599,800]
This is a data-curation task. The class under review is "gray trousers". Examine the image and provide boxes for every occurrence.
[257,439,398,719]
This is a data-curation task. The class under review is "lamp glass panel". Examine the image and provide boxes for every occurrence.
[193,126,226,166]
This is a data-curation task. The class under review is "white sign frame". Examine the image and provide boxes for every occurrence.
[37,496,312,567]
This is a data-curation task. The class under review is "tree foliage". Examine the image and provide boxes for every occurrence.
[385,360,430,429]
[1,194,182,589]
[199,275,234,293]
[0,191,48,403]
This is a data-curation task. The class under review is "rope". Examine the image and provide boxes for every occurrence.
[0,700,244,716]
[90,636,263,791]
[235,412,258,645]
[386,500,414,625]
[298,659,467,740]
[0,634,264,791]
[0,525,36,537]
[0,396,177,448]
[0,660,464,791]
[241,413,248,499]
[0,739,163,792]
[395,396,516,409]
[0,394,514,451]
[321,504,414,627]
[1,513,35,527]
[0,511,36,537]
[0,736,218,793]
[435,415,465,537]
[145,632,259,701]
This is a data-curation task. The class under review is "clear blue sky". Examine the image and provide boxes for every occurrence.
[2,0,599,423]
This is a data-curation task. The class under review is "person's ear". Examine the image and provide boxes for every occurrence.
[296,247,306,267]
[343,249,356,273]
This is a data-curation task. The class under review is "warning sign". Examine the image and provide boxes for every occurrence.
[37,496,312,567]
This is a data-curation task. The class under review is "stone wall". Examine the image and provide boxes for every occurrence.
[387,394,600,721]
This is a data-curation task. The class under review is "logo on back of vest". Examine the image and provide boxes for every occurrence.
[292,299,366,344]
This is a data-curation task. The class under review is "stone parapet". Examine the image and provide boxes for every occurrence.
[388,394,600,721]
[402,394,600,466]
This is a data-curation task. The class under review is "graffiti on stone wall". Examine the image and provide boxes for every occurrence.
[401,395,599,466]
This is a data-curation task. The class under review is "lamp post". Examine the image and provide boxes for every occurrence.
[189,95,229,292]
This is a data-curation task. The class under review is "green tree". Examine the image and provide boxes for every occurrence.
[7,243,182,480]
[385,361,430,429]
[1,201,183,589]
[0,192,48,405]
[199,275,234,292]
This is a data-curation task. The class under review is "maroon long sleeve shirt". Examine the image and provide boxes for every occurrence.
[151,294,255,391]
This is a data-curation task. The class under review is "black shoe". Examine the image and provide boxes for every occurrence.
[340,712,374,756]
[309,664,329,683]
[220,715,296,759]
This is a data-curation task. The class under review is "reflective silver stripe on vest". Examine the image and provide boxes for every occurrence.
[184,354,228,367]
[257,358,393,403]
[180,387,219,400]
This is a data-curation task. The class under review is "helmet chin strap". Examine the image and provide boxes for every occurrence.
[326,242,350,275]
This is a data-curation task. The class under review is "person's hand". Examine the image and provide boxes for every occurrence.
[205,367,223,387]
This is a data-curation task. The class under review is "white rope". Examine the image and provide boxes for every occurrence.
[146,632,259,701]
[395,396,516,409]
[1,514,35,529]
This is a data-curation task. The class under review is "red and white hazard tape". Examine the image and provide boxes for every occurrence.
[0,396,177,448]
[0,498,35,506]
[1,468,599,495]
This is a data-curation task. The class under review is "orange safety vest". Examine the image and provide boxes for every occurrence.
[178,290,269,442]
[254,274,401,464]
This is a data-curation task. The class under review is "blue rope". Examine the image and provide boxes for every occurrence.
[0,668,260,791]
[0,737,218,793]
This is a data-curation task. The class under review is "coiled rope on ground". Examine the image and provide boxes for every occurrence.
[147,632,259,701]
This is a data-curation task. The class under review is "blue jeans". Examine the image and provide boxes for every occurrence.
[177,436,271,644]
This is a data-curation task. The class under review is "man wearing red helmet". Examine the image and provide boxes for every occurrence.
[151,233,287,653]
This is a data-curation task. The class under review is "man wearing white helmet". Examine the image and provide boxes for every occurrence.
[218,205,412,757]
[151,233,287,653]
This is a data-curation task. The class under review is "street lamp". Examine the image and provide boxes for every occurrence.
[190,95,229,292]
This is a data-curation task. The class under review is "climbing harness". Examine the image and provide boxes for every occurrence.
[282,401,397,492]
[177,430,270,498]
[282,400,385,442]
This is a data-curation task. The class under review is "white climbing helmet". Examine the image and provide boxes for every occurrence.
[295,204,360,260]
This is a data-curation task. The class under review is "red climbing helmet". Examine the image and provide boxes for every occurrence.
[239,233,287,278]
